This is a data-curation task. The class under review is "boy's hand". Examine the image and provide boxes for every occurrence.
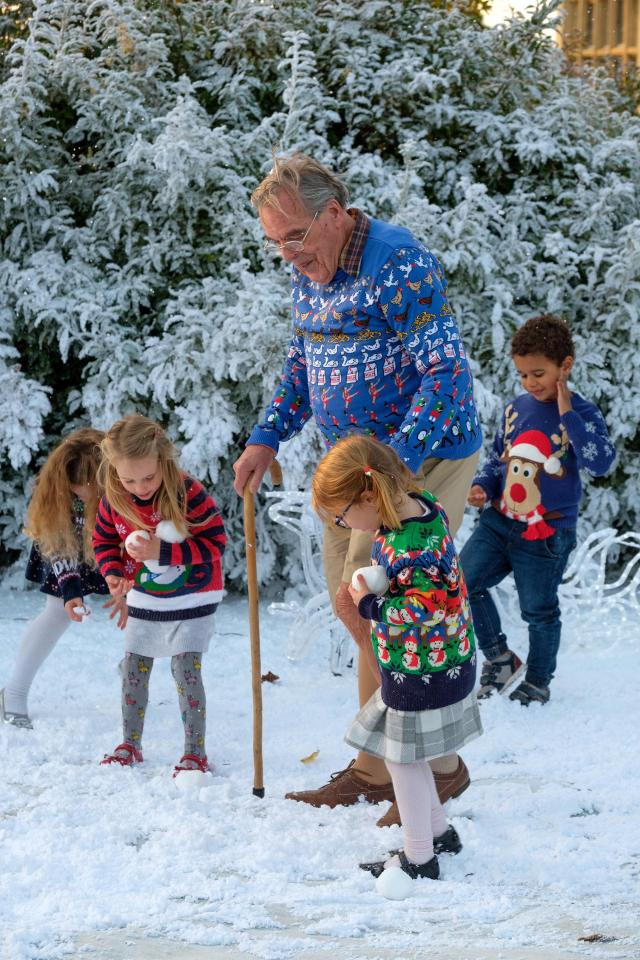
[347,574,370,607]
[126,533,161,562]
[103,596,128,630]
[467,485,488,508]
[64,598,84,622]
[557,376,573,416]
[105,575,131,598]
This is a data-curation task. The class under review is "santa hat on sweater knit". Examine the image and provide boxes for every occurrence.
[509,430,562,475]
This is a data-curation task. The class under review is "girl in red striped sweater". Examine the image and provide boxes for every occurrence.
[93,415,226,777]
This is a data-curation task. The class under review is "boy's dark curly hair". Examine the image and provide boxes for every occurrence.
[511,315,574,365]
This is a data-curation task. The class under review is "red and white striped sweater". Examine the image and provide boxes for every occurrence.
[93,477,226,622]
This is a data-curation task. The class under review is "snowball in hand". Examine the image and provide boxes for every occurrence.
[351,566,389,595]
[375,866,414,900]
[124,528,164,573]
[124,530,150,553]
[72,604,91,618]
[125,523,185,574]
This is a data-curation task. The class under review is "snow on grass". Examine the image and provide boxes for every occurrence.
[1,588,639,959]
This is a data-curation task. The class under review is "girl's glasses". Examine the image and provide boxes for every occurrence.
[335,497,356,528]
[263,211,319,255]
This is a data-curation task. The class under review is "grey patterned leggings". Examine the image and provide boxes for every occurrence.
[120,651,206,757]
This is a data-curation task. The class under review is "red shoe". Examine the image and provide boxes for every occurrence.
[100,742,143,766]
[173,753,209,778]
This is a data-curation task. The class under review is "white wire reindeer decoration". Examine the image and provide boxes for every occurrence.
[266,490,640,670]
[493,527,640,642]
[265,491,352,674]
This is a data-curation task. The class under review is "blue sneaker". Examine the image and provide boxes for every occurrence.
[509,680,550,705]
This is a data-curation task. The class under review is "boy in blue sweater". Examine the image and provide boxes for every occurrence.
[460,315,616,705]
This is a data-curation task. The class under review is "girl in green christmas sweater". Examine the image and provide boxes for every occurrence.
[312,435,482,888]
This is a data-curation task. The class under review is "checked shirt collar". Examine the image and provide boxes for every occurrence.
[338,208,370,277]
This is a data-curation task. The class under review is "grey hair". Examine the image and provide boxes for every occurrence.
[251,152,349,214]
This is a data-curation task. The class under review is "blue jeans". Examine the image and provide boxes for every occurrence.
[459,507,576,688]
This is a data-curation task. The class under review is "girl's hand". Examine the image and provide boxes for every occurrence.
[467,485,487,508]
[556,376,573,416]
[103,596,128,630]
[105,575,131,598]
[64,598,84,622]
[126,533,161,562]
[347,574,370,606]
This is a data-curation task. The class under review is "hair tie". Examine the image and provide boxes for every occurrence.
[364,466,373,477]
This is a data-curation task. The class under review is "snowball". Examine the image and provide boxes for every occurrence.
[174,770,209,792]
[124,528,166,574]
[72,604,91,618]
[375,866,414,900]
[124,530,150,553]
[351,566,389,595]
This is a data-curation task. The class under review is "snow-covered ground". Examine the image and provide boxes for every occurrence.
[1,586,639,960]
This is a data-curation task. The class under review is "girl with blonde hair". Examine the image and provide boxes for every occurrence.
[312,435,482,887]
[1,427,124,729]
[93,414,226,777]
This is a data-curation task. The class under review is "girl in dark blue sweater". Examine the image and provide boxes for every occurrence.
[312,435,482,888]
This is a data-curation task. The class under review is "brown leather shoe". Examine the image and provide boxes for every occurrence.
[376,758,471,827]
[434,757,470,803]
[285,760,395,808]
[376,800,401,828]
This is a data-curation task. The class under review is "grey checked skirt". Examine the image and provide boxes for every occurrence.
[345,689,482,764]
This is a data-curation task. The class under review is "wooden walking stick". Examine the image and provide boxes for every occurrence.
[243,460,282,797]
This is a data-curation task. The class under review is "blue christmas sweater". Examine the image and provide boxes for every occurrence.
[474,392,616,539]
[248,211,482,473]
[357,492,477,711]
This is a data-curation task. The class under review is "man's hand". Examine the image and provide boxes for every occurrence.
[127,533,160,562]
[105,575,131,598]
[64,598,84,622]
[232,445,276,496]
[556,376,573,416]
[467,484,488,508]
[335,580,371,649]
[103,595,128,630]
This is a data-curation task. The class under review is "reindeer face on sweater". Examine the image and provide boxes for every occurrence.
[503,456,544,514]
[501,429,565,516]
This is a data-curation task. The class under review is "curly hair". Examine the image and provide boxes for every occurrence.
[511,315,575,365]
[24,427,104,562]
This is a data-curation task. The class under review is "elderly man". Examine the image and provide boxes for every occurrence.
[233,153,481,827]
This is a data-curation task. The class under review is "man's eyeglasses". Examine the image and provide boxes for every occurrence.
[335,497,356,528]
[263,211,319,255]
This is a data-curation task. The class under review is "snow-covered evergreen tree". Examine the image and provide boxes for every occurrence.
[1,0,638,582]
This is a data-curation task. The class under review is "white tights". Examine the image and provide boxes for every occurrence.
[385,758,449,865]
[3,595,69,715]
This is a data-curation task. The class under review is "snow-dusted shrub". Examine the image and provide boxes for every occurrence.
[0,0,638,582]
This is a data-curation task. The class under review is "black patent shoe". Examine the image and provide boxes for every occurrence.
[360,850,440,880]
[433,825,462,855]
